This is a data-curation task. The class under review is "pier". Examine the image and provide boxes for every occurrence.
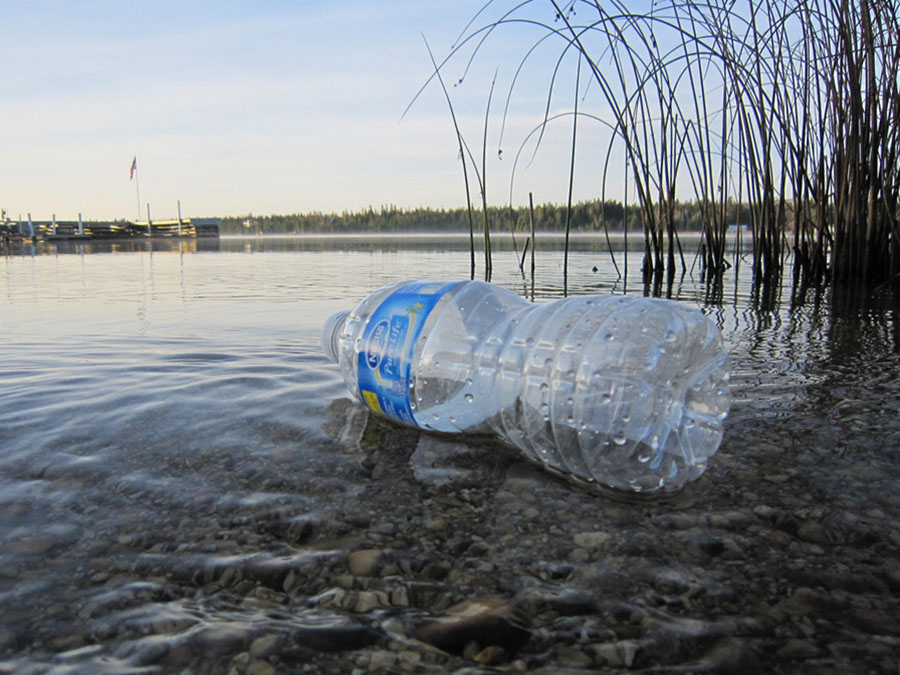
[2,217,220,242]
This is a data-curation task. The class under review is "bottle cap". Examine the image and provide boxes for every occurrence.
[321,310,350,363]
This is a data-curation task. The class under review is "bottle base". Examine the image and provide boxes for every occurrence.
[538,460,703,503]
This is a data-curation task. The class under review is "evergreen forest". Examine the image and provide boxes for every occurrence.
[219,200,754,236]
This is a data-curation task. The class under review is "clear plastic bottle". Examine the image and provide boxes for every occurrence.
[322,280,730,493]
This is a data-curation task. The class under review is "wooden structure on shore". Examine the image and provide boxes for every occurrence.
[2,217,220,241]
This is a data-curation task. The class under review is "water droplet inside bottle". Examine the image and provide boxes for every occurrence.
[664,329,677,342]
[601,393,612,404]
[540,382,549,393]
[566,397,574,406]
[432,413,440,421]
[526,337,535,345]
[464,393,474,403]
[613,433,627,445]
[605,332,615,342]
[465,378,473,387]
[449,415,456,423]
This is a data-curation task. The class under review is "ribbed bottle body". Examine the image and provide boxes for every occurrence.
[485,295,729,492]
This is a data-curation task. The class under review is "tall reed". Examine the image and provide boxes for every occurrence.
[421,38,478,279]
[435,0,900,292]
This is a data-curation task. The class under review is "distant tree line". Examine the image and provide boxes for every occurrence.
[220,200,757,235]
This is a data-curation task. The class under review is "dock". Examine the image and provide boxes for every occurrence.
[2,217,221,242]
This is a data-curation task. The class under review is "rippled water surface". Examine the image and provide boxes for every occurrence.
[2,235,899,674]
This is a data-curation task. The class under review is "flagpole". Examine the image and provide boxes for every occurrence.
[130,156,141,222]
[134,167,141,222]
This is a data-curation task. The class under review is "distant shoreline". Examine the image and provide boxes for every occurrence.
[219,230,714,240]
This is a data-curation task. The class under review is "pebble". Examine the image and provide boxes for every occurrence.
[474,645,508,665]
[246,660,276,675]
[390,585,410,607]
[589,640,640,667]
[776,638,821,659]
[515,587,598,617]
[462,640,480,660]
[424,518,447,532]
[398,649,422,669]
[797,521,831,544]
[291,620,380,652]
[415,596,530,654]
[0,530,73,556]
[699,637,761,673]
[348,549,385,577]
[353,590,387,613]
[573,531,611,549]
[249,634,282,659]
[568,547,590,562]
[367,650,397,670]
[555,645,592,667]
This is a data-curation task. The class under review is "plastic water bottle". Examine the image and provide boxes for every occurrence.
[322,280,730,493]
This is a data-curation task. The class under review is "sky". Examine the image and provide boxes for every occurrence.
[1,1,626,222]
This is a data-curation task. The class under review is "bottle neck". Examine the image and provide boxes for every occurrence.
[321,310,350,363]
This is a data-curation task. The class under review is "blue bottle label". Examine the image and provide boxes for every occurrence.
[358,281,460,426]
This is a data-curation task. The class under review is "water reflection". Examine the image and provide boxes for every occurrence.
[5,232,746,257]
[4,238,221,256]
[322,398,514,492]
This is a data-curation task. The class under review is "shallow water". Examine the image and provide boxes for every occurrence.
[2,235,899,673]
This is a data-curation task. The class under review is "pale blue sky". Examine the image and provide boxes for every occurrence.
[1,2,624,221]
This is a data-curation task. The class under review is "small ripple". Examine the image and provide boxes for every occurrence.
[160,352,241,363]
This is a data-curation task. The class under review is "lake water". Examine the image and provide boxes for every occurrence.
[2,235,899,673]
